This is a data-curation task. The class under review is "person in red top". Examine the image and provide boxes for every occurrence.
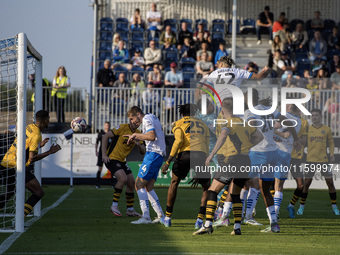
[193,23,211,43]
[273,14,285,38]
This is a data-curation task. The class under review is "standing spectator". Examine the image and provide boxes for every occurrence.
[196,42,213,62]
[291,22,308,50]
[127,49,145,70]
[142,82,160,115]
[52,66,70,123]
[146,3,162,31]
[323,92,339,130]
[130,8,144,29]
[329,54,340,74]
[328,27,340,50]
[179,38,196,59]
[272,14,285,38]
[178,22,193,46]
[309,31,327,63]
[113,73,130,88]
[256,6,274,45]
[330,65,340,90]
[113,40,129,67]
[144,40,162,68]
[311,11,324,30]
[164,62,183,88]
[148,64,163,87]
[214,43,228,66]
[316,68,330,90]
[193,22,211,43]
[160,25,177,49]
[131,73,146,95]
[112,33,122,51]
[196,52,214,79]
[97,59,115,87]
[163,90,175,123]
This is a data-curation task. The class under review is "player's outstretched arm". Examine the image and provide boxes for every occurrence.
[29,143,61,163]
[250,66,271,80]
[101,131,114,163]
[162,128,184,174]
[124,130,156,144]
[206,128,229,166]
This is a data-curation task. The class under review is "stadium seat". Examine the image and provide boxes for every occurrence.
[324,19,336,30]
[115,18,129,32]
[99,41,112,51]
[322,29,333,43]
[289,19,304,32]
[113,66,128,79]
[129,44,144,55]
[98,61,104,70]
[181,66,195,72]
[98,51,112,61]
[180,57,195,69]
[308,29,316,40]
[163,61,173,72]
[296,58,311,77]
[163,46,179,62]
[212,19,225,33]
[195,19,208,31]
[305,19,312,31]
[147,29,161,42]
[117,31,129,42]
[130,28,144,42]
[212,31,225,40]
[164,19,178,33]
[100,31,113,42]
[228,19,241,34]
[100,18,113,31]
[294,48,309,61]
[179,19,193,32]
[327,49,340,60]
[183,71,195,88]
[211,38,225,54]
[241,18,256,34]
[129,66,145,79]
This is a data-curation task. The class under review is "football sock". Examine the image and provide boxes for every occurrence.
[299,192,308,209]
[96,171,101,185]
[125,192,134,209]
[147,189,164,218]
[274,191,283,216]
[266,205,277,224]
[218,190,228,208]
[198,206,206,221]
[112,188,122,207]
[289,188,302,207]
[329,192,337,209]
[137,188,150,219]
[240,189,248,217]
[24,194,41,217]
[204,190,217,227]
[222,201,233,218]
[231,194,242,227]
[245,188,259,219]
[165,205,173,219]
[252,190,260,215]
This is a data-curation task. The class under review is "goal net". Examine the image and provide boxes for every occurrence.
[0,33,42,232]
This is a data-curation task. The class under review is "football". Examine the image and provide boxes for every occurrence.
[70,117,87,133]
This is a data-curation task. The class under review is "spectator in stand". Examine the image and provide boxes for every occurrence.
[291,22,308,50]
[194,32,209,53]
[196,52,214,79]
[328,27,340,50]
[97,59,115,87]
[269,35,284,67]
[298,69,311,88]
[179,38,196,59]
[316,68,330,90]
[280,22,292,48]
[112,33,122,51]
[113,72,130,88]
[329,54,340,74]
[142,82,160,115]
[272,14,285,38]
[193,22,211,43]
[147,3,162,31]
[112,40,129,68]
[256,5,274,45]
[127,49,145,70]
[311,11,324,30]
[306,77,319,98]
[244,61,259,73]
[279,50,296,80]
[160,25,177,49]
[178,22,193,47]
[130,8,144,29]
[144,40,162,69]
[282,73,298,87]
[196,42,213,62]
[164,62,183,88]
[309,30,327,63]
[53,66,70,123]
[330,65,340,90]
[214,43,228,66]
[131,73,145,95]
[323,92,339,130]
[163,90,175,123]
[148,64,163,87]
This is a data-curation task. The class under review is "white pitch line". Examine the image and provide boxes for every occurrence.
[0,188,73,255]
[2,252,262,255]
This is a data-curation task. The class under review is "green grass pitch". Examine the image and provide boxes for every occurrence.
[1,185,340,255]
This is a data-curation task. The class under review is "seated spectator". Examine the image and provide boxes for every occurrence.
[179,38,196,59]
[148,64,163,87]
[306,76,319,91]
[196,52,214,79]
[127,49,145,70]
[329,54,340,74]
[291,22,308,50]
[160,25,176,49]
[282,73,298,87]
[278,50,296,80]
[309,31,327,63]
[112,40,129,68]
[142,82,160,115]
[97,59,115,87]
[130,8,144,29]
[113,72,130,88]
[330,65,340,90]
[196,42,213,62]
[112,33,122,51]
[298,69,311,88]
[268,35,284,67]
[272,14,285,38]
[316,68,330,90]
[194,32,209,53]
[311,10,324,30]
[131,73,145,94]
[178,22,193,47]
[146,3,162,31]
[164,62,183,88]
[279,22,292,48]
[328,27,340,50]
[244,61,259,73]
[256,5,274,45]
[214,43,228,66]
[144,40,162,68]
[193,22,211,43]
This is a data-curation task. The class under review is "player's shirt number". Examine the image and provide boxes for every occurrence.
[216,73,235,85]
[184,121,205,134]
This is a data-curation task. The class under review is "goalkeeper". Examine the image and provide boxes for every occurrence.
[0,110,61,217]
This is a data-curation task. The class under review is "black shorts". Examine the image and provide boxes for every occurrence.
[304,162,333,178]
[290,158,303,179]
[97,151,103,167]
[105,160,132,176]
[172,151,210,182]
[214,154,250,185]
[0,164,36,184]
[216,154,226,167]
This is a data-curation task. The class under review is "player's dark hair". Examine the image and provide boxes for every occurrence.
[218,56,235,67]
[259,97,272,106]
[35,110,49,122]
[311,108,322,115]
[105,121,110,126]
[178,104,197,116]
[127,106,143,116]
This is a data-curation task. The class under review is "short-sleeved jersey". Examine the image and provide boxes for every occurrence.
[291,118,308,159]
[142,114,166,156]
[96,130,106,149]
[107,124,142,162]
[215,111,229,155]
[171,116,210,156]
[1,124,42,168]
[275,112,301,153]
[244,104,281,152]
[195,109,217,153]
[306,124,334,163]
[222,116,257,157]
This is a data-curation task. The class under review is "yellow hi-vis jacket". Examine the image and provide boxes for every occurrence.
[51,76,68,99]
[31,78,50,103]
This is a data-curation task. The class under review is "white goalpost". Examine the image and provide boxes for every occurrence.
[0,33,42,232]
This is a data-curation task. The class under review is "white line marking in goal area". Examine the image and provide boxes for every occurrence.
[0,188,73,255]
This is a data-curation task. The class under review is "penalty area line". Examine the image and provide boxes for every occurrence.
[0,188,74,255]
